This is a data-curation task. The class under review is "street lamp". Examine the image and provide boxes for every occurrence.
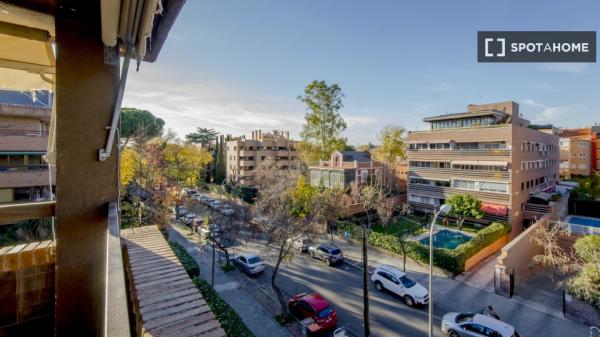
[429,204,451,337]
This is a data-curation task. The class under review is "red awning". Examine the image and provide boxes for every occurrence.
[481,203,508,216]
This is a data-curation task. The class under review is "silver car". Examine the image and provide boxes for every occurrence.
[441,312,520,337]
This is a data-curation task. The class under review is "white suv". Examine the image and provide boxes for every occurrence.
[371,265,429,307]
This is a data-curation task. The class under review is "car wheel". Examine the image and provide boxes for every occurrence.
[403,295,415,307]
[448,330,460,337]
[375,281,384,292]
[310,251,315,259]
[325,259,331,266]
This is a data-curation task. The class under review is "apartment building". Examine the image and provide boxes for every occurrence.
[226,130,299,186]
[558,128,595,179]
[591,125,600,173]
[0,90,53,203]
[407,101,559,235]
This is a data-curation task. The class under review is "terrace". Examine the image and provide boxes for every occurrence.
[0,1,227,336]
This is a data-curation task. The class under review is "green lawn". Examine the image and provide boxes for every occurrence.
[372,216,424,236]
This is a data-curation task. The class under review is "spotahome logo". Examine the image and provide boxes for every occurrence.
[478,31,596,62]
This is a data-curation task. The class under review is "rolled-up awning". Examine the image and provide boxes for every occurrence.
[481,203,509,216]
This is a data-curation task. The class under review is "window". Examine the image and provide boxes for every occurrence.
[479,182,508,193]
[579,141,588,147]
[579,153,587,158]
[452,180,475,190]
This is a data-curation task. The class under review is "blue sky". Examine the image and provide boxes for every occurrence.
[124,0,600,145]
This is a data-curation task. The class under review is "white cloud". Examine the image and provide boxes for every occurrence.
[522,99,588,126]
[541,63,588,73]
[123,68,305,140]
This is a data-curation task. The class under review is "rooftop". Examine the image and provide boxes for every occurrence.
[422,109,507,123]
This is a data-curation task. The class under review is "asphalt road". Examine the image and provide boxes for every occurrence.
[234,241,449,337]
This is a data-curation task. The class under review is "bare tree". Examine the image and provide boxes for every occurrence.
[311,187,346,242]
[252,168,319,320]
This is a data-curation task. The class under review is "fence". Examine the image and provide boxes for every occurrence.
[569,199,600,218]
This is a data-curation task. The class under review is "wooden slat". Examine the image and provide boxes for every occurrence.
[0,201,55,224]
[122,225,224,337]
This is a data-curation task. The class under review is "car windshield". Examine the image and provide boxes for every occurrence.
[316,307,333,319]
[329,248,341,255]
[248,256,261,264]
[456,313,474,323]
[399,275,416,288]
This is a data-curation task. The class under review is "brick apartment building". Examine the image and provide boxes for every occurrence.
[591,125,600,174]
[0,90,54,203]
[226,130,299,186]
[558,127,596,179]
[407,101,559,235]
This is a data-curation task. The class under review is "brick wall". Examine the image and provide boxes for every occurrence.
[0,241,55,337]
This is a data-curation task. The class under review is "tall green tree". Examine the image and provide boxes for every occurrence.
[297,80,347,163]
[372,125,407,164]
[214,135,226,183]
[446,194,484,230]
[185,127,219,148]
[121,108,165,147]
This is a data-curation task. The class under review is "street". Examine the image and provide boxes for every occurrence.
[182,196,591,337]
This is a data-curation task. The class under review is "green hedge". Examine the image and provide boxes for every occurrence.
[169,241,200,278]
[340,221,510,275]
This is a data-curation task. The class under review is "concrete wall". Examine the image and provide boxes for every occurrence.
[0,241,55,337]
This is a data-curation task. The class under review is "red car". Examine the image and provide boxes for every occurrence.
[288,293,337,332]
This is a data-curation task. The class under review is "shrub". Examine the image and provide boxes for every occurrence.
[340,221,510,275]
[567,236,600,306]
[169,241,200,278]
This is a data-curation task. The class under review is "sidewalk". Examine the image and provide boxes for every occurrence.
[167,222,290,337]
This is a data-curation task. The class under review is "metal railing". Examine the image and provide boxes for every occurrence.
[0,165,48,172]
[550,220,600,236]
[0,129,49,137]
[522,203,552,214]
[408,184,511,201]
[408,148,510,156]
[409,167,510,179]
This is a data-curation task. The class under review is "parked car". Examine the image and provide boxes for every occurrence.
[288,293,337,332]
[209,200,222,209]
[308,243,343,266]
[176,206,187,218]
[286,236,311,253]
[441,312,520,337]
[183,212,196,226]
[198,195,210,202]
[233,253,265,275]
[199,223,222,238]
[219,207,235,216]
[371,265,428,307]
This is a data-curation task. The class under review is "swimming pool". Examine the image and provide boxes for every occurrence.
[419,229,472,250]
[565,215,600,228]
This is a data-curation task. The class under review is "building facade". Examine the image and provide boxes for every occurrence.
[591,125,600,174]
[407,101,559,235]
[0,90,53,203]
[558,128,594,179]
[308,151,382,191]
[226,130,299,186]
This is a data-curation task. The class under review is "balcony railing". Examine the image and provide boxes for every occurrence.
[0,129,49,137]
[407,149,511,157]
[409,167,510,179]
[408,184,510,201]
[0,165,48,172]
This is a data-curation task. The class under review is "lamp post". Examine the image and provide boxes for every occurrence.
[429,204,451,337]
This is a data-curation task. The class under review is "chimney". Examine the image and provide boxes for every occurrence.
[259,130,262,140]
[251,130,255,140]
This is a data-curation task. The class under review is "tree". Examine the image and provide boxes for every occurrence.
[297,80,347,163]
[371,125,407,164]
[446,194,484,230]
[121,108,165,147]
[533,225,600,306]
[163,142,213,187]
[185,127,219,148]
[252,169,319,321]
[571,172,600,201]
[213,135,226,183]
[311,187,346,242]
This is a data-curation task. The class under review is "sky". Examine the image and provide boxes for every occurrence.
[123,0,600,145]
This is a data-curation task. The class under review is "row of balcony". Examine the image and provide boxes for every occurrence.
[409,167,510,179]
[407,149,511,159]
[0,129,48,137]
[238,150,296,157]
[0,169,53,188]
[408,183,510,202]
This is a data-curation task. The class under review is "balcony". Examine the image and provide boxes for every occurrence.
[0,167,53,188]
[408,183,510,202]
[409,167,510,180]
[239,160,255,167]
[407,148,510,161]
[0,133,48,152]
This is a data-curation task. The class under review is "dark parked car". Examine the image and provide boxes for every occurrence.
[288,293,337,333]
[308,243,344,266]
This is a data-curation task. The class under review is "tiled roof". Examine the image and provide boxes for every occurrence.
[121,226,225,337]
[0,89,52,108]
